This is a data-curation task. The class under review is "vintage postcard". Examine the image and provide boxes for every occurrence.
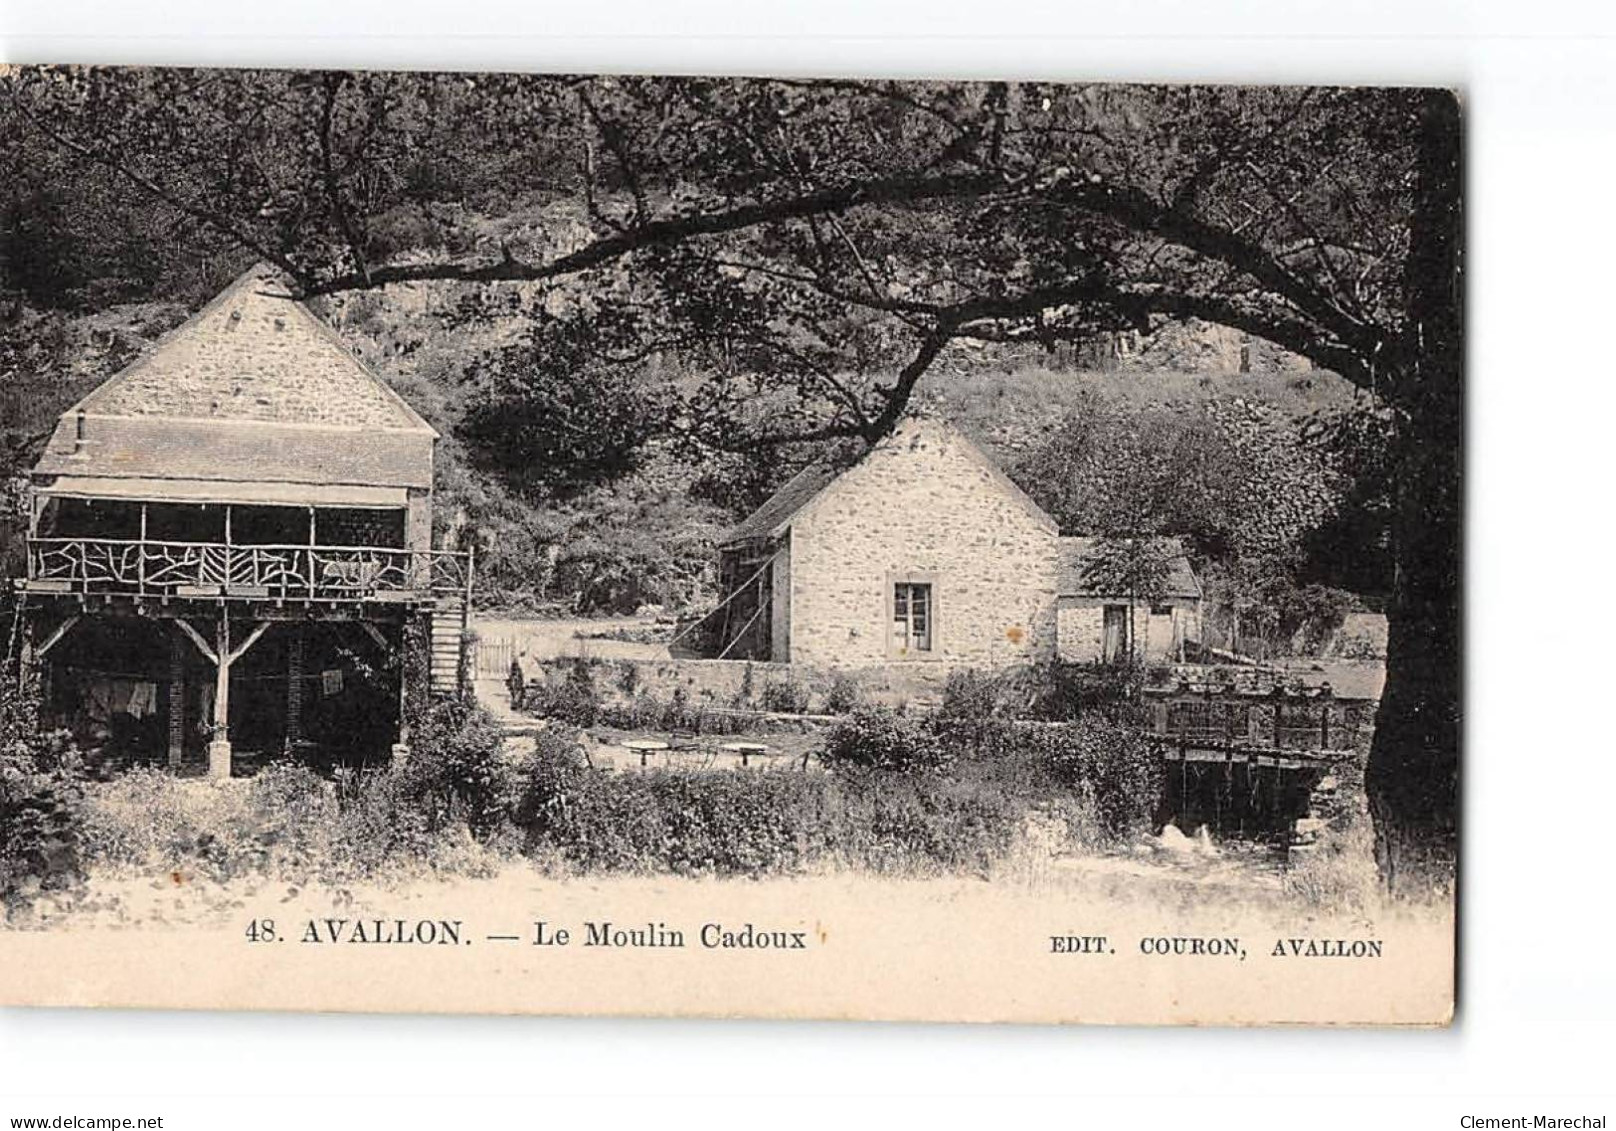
[0,67,1459,1025]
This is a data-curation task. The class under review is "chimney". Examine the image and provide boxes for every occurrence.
[70,409,89,459]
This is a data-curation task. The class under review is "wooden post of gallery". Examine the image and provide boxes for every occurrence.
[167,632,185,771]
[173,611,271,780]
[286,629,306,750]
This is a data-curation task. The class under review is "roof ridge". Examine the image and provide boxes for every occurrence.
[284,288,438,437]
[72,262,278,417]
[65,261,436,436]
[722,414,1058,545]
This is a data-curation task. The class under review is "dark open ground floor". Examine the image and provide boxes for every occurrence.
[31,609,408,776]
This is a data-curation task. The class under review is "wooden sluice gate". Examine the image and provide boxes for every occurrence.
[1141,665,1373,843]
[1158,739,1348,842]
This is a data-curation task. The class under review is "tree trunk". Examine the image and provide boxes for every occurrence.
[1365,90,1463,893]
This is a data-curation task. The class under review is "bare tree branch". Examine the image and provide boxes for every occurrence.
[318,72,372,285]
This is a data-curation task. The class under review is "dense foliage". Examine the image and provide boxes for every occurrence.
[6,654,1181,912]
[822,706,949,773]
[0,668,85,903]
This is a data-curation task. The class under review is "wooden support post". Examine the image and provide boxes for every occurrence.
[173,618,218,665]
[286,627,305,749]
[35,614,80,659]
[226,620,271,667]
[392,623,411,764]
[208,611,231,780]
[358,622,389,652]
[167,631,185,771]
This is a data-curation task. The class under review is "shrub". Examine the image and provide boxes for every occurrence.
[870,776,1021,874]
[597,690,663,731]
[822,706,948,773]
[660,686,698,731]
[935,668,1016,761]
[1,757,84,902]
[821,670,863,715]
[758,674,811,715]
[0,669,85,903]
[614,661,641,697]
[1020,718,1164,842]
[1023,661,1148,725]
[394,696,514,840]
[524,659,603,726]
[511,727,593,845]
[509,752,1025,879]
[939,667,1004,719]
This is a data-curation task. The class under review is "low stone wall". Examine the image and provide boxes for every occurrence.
[524,655,966,714]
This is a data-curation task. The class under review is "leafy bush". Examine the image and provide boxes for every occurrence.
[934,668,1016,760]
[1021,661,1147,725]
[1,754,84,902]
[822,706,947,773]
[1019,718,1164,841]
[511,727,592,842]
[392,696,514,839]
[1201,559,1359,660]
[523,658,604,726]
[821,670,863,715]
[758,674,811,714]
[0,669,85,903]
[509,744,1027,878]
[555,770,823,875]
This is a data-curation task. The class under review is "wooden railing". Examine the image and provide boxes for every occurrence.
[25,537,472,601]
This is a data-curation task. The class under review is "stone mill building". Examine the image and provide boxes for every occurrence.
[712,416,1203,669]
[13,263,472,778]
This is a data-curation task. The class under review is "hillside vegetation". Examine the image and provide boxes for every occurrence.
[2,260,1382,660]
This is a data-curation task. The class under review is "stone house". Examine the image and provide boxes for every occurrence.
[711,416,1201,668]
[15,263,472,777]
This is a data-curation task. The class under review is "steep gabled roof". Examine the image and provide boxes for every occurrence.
[70,262,434,434]
[721,416,1057,546]
[32,263,437,491]
[721,462,843,546]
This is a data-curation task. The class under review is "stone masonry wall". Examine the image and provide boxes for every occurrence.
[1056,599,1194,663]
[86,266,418,429]
[788,420,1061,668]
[528,655,965,713]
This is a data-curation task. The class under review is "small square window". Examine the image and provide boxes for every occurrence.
[1150,602,1173,615]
